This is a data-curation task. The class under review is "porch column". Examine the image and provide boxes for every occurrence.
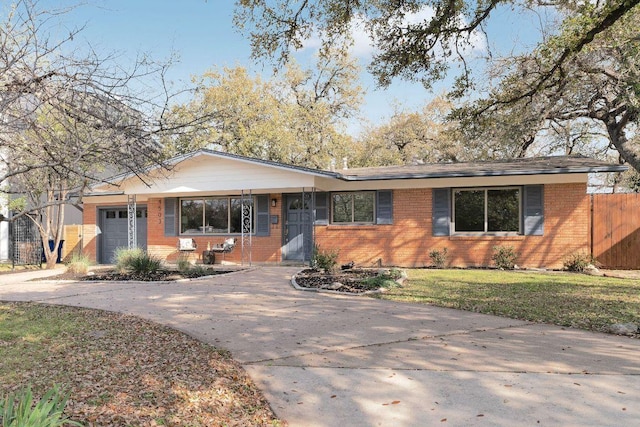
[241,190,252,266]
[127,195,137,249]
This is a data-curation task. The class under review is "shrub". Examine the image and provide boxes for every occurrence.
[563,251,594,272]
[361,269,403,290]
[0,385,82,427]
[176,258,192,272]
[113,247,143,273]
[428,247,448,268]
[66,252,91,275]
[311,244,339,272]
[492,245,518,270]
[113,247,162,275]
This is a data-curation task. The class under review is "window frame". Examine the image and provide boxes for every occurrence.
[451,186,522,235]
[179,196,255,235]
[330,191,376,225]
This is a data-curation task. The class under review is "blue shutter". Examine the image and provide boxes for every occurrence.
[164,198,178,236]
[523,185,544,235]
[432,188,451,236]
[314,192,329,225]
[256,195,270,236]
[376,190,393,224]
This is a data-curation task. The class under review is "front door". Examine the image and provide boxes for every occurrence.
[99,207,147,264]
[283,194,312,261]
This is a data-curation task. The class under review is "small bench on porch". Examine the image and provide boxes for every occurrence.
[202,238,237,264]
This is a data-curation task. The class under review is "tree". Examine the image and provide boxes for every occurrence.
[165,48,362,169]
[234,0,640,91]
[0,0,203,267]
[452,5,640,173]
[351,96,463,167]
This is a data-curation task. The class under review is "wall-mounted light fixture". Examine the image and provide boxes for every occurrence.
[271,198,277,207]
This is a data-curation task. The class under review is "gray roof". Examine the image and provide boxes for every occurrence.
[335,155,627,181]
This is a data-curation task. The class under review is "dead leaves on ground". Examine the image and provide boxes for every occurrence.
[0,302,283,426]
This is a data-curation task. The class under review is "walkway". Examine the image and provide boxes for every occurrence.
[1,267,639,426]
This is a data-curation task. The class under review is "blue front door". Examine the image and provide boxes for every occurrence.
[283,194,312,261]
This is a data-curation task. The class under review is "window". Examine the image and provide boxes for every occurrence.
[453,188,520,233]
[181,197,254,234]
[332,192,375,224]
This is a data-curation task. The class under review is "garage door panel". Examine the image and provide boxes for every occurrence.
[100,208,147,264]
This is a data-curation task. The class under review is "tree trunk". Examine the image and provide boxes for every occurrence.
[606,116,640,173]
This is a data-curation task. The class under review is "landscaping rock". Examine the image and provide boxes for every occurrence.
[326,282,344,291]
[608,323,639,335]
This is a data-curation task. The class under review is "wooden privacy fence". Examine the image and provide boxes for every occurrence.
[591,193,640,269]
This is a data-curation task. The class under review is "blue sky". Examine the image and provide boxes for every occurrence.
[31,1,545,136]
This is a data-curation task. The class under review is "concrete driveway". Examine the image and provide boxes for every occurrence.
[1,267,639,426]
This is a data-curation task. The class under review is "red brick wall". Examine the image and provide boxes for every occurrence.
[146,197,282,264]
[83,184,589,269]
[314,183,589,269]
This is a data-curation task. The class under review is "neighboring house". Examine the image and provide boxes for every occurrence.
[81,150,626,269]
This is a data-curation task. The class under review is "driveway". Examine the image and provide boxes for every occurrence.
[1,267,639,426]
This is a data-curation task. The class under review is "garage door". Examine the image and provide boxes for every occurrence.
[99,207,147,264]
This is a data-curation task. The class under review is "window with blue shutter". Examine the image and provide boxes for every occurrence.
[523,185,544,235]
[432,188,451,236]
[164,198,178,236]
[376,190,393,224]
[256,195,270,236]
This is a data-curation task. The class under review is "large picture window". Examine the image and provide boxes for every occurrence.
[453,188,521,233]
[332,192,375,224]
[181,197,254,234]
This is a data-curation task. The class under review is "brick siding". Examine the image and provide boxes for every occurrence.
[83,184,588,269]
[315,183,589,269]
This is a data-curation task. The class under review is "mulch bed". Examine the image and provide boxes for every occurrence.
[293,268,402,293]
[84,269,235,282]
[39,268,236,282]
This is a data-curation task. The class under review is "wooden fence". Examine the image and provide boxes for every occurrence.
[591,193,640,270]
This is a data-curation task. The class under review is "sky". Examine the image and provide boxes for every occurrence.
[27,0,546,136]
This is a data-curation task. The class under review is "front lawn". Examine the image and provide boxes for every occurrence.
[374,269,640,334]
[0,302,282,426]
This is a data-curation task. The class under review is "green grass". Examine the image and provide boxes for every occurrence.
[374,269,640,333]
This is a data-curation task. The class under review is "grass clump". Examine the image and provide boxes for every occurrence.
[65,252,91,275]
[113,248,162,275]
[0,385,81,427]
